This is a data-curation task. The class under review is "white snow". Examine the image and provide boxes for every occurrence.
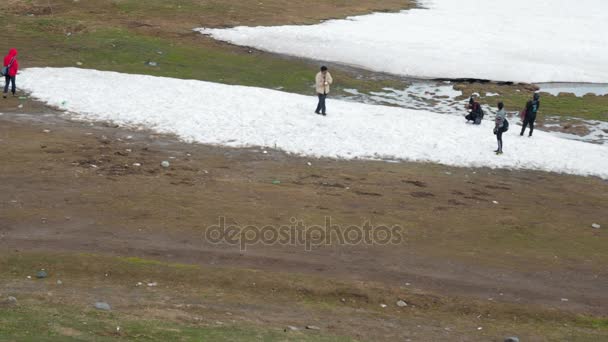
[19,68,608,179]
[198,0,608,83]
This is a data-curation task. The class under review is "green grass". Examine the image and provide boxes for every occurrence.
[1,252,607,341]
[0,305,353,341]
[0,14,405,96]
[455,83,608,122]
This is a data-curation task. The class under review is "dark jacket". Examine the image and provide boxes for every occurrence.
[525,99,540,118]
[3,49,19,77]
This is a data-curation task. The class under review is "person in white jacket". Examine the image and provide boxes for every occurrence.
[314,66,333,116]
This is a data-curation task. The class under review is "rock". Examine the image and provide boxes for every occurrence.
[380,303,387,308]
[36,270,48,279]
[42,129,51,133]
[56,280,63,285]
[396,300,408,307]
[284,326,299,332]
[161,161,170,168]
[94,302,111,311]
[132,163,141,167]
[272,180,281,185]
[504,337,520,342]
[305,325,321,331]
[147,282,158,287]
[76,61,83,66]
[1,296,17,306]
[146,61,158,67]
[592,223,601,229]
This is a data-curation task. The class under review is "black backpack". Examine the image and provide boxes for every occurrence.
[503,118,509,132]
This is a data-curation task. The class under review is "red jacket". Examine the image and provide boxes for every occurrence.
[3,49,19,77]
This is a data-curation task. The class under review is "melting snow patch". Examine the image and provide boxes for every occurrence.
[19,68,608,179]
[198,0,608,83]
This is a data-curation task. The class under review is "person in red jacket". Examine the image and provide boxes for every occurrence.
[3,48,19,98]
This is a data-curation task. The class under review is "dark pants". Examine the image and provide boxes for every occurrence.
[315,94,327,114]
[520,115,536,136]
[496,128,504,152]
[4,75,16,95]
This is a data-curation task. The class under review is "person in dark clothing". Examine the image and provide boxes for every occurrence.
[520,93,540,137]
[465,97,483,123]
[494,102,508,154]
[3,48,19,98]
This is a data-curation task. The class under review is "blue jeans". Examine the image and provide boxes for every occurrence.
[4,75,16,95]
[315,94,327,114]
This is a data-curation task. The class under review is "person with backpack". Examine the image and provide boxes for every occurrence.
[494,102,509,154]
[465,96,483,124]
[2,48,19,98]
[315,66,333,116]
[520,93,540,137]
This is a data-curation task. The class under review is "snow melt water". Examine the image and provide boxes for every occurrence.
[198,0,608,83]
[19,68,608,179]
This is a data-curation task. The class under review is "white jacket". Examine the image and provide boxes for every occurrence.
[315,71,333,94]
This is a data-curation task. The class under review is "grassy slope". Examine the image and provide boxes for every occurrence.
[455,82,608,122]
[1,253,606,341]
[0,0,410,95]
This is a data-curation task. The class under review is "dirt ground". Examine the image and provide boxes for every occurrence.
[1,93,607,340]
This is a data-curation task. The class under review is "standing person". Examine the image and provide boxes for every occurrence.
[494,102,509,154]
[3,48,19,98]
[315,66,333,116]
[520,93,540,137]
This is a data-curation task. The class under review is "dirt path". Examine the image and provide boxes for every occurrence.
[1,103,607,320]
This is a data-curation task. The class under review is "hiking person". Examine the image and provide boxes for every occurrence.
[494,102,509,154]
[520,93,540,137]
[315,66,333,116]
[2,48,19,98]
[465,96,483,124]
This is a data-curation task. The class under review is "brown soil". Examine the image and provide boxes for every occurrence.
[1,98,607,321]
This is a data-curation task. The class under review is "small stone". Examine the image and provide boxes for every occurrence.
[263,150,268,154]
[18,104,23,109]
[380,303,387,308]
[147,282,158,287]
[94,302,111,311]
[42,129,51,133]
[592,223,601,229]
[161,161,170,168]
[492,200,499,204]
[146,61,158,67]
[26,276,32,279]
[285,326,299,332]
[561,298,569,302]
[272,180,281,185]
[306,325,321,331]
[36,270,48,279]
[56,280,63,285]
[477,327,483,331]
[504,337,520,342]
[1,296,18,306]
[76,62,83,66]
[132,163,141,167]
[136,282,143,287]
[396,300,408,307]
[307,162,312,166]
